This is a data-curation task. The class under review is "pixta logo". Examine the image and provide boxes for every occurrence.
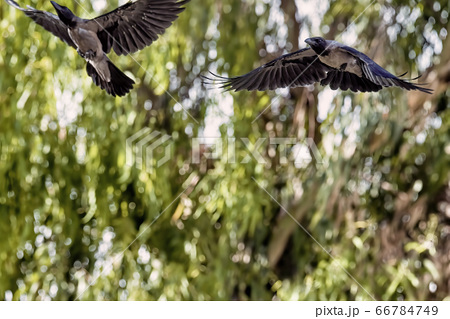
[126,128,172,173]
[126,129,324,172]
[191,137,323,165]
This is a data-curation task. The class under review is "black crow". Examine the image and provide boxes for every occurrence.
[6,0,190,97]
[206,37,432,94]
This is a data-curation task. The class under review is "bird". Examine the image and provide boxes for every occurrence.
[6,0,190,97]
[205,37,432,94]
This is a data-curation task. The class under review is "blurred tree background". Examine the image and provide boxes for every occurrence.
[0,0,449,300]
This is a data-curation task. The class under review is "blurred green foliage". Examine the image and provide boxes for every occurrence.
[0,0,449,300]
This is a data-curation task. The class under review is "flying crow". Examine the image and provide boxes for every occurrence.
[206,37,432,94]
[6,0,190,97]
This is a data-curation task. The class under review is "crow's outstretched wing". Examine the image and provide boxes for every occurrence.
[323,45,432,94]
[86,0,189,56]
[204,48,331,91]
[6,0,76,48]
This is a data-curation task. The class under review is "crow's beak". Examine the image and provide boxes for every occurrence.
[305,38,313,46]
[50,1,63,11]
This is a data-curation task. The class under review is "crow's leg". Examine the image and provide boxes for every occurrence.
[84,50,96,60]
[77,49,96,60]
[339,63,348,71]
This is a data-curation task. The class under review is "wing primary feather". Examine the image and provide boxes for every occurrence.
[91,0,190,55]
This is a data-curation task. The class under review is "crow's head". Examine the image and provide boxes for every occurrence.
[305,37,329,55]
[51,1,76,27]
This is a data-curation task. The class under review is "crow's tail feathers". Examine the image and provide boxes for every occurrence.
[86,60,134,97]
